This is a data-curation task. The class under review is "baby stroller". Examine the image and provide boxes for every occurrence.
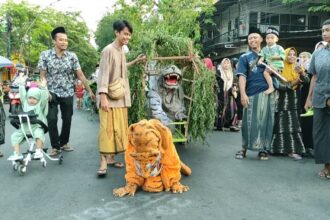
[10,112,63,176]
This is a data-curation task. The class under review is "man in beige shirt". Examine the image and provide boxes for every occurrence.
[97,20,145,176]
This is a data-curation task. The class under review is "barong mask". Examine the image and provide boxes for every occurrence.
[159,65,182,89]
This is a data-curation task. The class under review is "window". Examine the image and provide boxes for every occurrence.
[309,15,320,29]
[280,14,290,25]
[260,12,268,25]
[261,13,279,25]
[232,18,239,38]
[228,20,231,32]
[249,12,258,28]
[291,15,305,26]
[270,14,279,25]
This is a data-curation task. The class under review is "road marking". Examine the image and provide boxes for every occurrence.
[58,194,192,220]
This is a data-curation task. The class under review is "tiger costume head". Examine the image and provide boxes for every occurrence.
[128,119,170,178]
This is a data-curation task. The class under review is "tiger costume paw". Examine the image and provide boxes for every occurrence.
[113,184,137,197]
[171,183,189,194]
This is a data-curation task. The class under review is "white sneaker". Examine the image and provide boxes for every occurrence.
[33,149,43,159]
[7,152,23,161]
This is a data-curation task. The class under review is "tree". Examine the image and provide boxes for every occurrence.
[0,0,98,75]
[95,0,215,51]
[283,0,330,12]
[95,0,217,142]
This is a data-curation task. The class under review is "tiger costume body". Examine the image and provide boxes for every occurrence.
[113,119,191,197]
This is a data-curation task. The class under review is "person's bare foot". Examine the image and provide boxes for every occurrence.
[318,168,330,179]
[97,154,108,176]
[106,155,124,168]
[264,87,275,95]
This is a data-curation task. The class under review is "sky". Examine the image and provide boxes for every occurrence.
[0,0,117,31]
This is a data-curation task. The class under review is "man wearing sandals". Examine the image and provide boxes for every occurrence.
[38,27,95,156]
[235,27,275,160]
[96,20,145,176]
[305,19,330,179]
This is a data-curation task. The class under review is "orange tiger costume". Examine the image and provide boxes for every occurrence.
[113,119,191,197]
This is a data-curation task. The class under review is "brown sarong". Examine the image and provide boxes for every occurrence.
[98,107,128,154]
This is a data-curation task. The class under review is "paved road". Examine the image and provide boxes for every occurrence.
[0,105,329,220]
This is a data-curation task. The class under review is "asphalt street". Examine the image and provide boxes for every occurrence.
[0,105,329,220]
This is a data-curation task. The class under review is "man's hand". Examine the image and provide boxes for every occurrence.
[304,98,312,111]
[135,54,146,63]
[327,98,330,107]
[241,93,249,108]
[100,94,110,112]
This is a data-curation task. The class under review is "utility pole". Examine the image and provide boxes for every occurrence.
[6,13,12,59]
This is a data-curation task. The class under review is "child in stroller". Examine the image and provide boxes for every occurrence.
[7,82,49,161]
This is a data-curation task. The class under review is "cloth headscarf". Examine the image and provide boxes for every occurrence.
[27,87,41,100]
[299,51,312,70]
[282,47,300,89]
[314,41,327,51]
[217,58,233,91]
[204,58,214,71]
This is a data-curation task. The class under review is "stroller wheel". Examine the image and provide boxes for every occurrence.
[59,155,63,165]
[18,165,26,176]
[13,163,18,171]
[41,159,47,168]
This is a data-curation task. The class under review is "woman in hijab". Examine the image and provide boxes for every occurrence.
[271,47,306,160]
[215,58,239,131]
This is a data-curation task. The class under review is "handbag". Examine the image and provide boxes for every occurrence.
[108,78,125,100]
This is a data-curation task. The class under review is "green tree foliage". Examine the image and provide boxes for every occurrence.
[95,0,216,142]
[283,0,330,12]
[0,0,98,75]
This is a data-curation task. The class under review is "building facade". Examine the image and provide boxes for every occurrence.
[202,0,330,64]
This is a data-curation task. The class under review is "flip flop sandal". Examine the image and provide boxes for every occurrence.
[61,145,74,152]
[107,161,125,168]
[49,148,60,157]
[318,169,330,179]
[230,126,240,132]
[97,169,107,177]
[258,151,269,161]
[235,150,246,159]
[289,153,302,160]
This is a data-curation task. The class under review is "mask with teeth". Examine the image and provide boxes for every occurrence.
[159,65,182,89]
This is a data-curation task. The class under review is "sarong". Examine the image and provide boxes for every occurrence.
[313,107,330,164]
[241,92,275,151]
[99,107,128,154]
[271,89,305,154]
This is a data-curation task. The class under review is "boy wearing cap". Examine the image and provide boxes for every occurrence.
[8,81,49,161]
[258,27,285,95]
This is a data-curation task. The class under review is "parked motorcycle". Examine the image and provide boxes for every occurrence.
[8,85,22,115]
[2,81,10,104]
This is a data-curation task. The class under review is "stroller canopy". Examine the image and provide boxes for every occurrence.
[0,56,13,68]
